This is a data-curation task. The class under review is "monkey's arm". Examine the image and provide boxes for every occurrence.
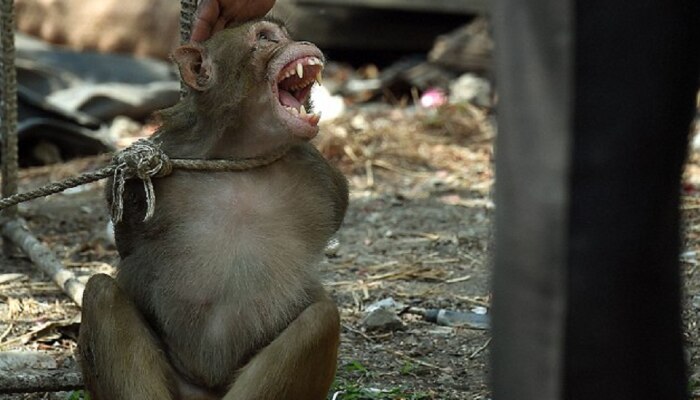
[79,274,177,400]
[222,290,340,400]
[296,143,349,232]
[328,163,349,232]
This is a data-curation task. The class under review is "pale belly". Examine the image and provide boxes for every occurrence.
[159,264,315,389]
[134,166,335,388]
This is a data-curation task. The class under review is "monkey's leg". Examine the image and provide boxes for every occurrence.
[223,296,340,400]
[78,273,176,400]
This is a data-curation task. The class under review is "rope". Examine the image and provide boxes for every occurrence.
[1,0,19,218]
[180,0,198,44]
[179,0,198,97]
[0,139,291,223]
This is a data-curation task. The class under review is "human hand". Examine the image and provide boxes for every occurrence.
[191,0,276,42]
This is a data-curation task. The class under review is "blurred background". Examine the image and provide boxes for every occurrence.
[9,0,494,166]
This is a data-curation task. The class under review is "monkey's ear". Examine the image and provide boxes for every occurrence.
[172,44,214,91]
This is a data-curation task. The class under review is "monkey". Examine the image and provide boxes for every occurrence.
[77,18,348,400]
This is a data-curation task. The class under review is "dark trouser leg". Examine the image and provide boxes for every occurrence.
[491,1,574,398]
[491,0,699,399]
[565,2,699,398]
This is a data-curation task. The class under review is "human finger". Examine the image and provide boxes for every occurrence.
[191,0,220,42]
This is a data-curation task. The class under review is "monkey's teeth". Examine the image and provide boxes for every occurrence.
[282,104,321,125]
[308,113,321,125]
[296,63,304,78]
[315,71,323,85]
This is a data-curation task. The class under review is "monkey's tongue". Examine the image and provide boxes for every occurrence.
[278,89,321,126]
[279,90,302,110]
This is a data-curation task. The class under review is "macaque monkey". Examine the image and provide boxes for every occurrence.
[78,18,348,400]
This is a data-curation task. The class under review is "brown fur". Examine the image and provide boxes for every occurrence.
[78,19,348,400]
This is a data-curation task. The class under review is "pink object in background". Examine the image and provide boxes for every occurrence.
[420,88,447,108]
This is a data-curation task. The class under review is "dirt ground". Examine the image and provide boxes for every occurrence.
[1,102,699,400]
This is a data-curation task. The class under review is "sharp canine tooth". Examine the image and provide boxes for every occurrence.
[315,71,323,85]
[308,113,321,124]
[300,105,307,115]
[296,62,304,78]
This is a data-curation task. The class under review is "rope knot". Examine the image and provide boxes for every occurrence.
[112,139,173,179]
[0,138,292,223]
[111,139,172,223]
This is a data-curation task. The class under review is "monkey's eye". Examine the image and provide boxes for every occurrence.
[256,29,280,43]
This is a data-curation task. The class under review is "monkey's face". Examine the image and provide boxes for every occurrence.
[174,20,325,145]
[233,20,324,140]
[219,19,324,140]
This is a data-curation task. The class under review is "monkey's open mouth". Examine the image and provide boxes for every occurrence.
[275,56,323,126]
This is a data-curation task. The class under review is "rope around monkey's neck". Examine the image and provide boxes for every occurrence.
[0,139,291,223]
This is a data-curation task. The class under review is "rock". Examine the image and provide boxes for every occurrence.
[361,308,406,332]
[449,73,492,108]
[324,237,340,257]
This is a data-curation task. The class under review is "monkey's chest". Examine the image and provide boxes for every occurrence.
[165,172,335,264]
[150,174,332,385]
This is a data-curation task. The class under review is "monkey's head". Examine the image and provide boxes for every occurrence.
[172,19,324,151]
